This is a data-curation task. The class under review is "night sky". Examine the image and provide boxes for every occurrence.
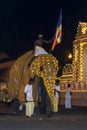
[0,0,87,65]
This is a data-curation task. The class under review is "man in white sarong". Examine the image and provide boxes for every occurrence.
[34,34,54,56]
[24,79,34,117]
[53,80,60,112]
[65,84,72,109]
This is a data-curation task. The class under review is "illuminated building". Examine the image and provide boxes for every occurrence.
[73,22,87,82]
[60,22,87,106]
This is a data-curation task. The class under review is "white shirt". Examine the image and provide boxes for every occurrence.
[54,85,60,98]
[24,84,33,101]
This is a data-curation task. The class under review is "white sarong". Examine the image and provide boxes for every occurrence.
[25,97,34,117]
[35,46,48,56]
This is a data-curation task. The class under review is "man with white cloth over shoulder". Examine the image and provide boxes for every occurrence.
[65,83,72,109]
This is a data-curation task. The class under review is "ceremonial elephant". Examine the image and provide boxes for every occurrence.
[8,51,58,106]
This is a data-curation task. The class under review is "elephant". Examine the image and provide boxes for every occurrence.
[8,50,58,106]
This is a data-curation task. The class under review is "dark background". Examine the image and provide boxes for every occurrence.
[0,0,87,65]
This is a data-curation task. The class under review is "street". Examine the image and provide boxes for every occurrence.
[0,105,87,130]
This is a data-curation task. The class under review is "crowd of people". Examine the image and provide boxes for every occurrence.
[24,77,72,118]
[2,78,72,117]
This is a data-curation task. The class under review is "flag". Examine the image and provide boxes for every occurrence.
[51,9,62,51]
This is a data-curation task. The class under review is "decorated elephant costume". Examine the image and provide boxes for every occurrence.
[8,50,58,107]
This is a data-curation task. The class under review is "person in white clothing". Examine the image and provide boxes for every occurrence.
[34,34,54,56]
[65,83,72,109]
[24,78,34,117]
[28,34,54,67]
[53,80,60,112]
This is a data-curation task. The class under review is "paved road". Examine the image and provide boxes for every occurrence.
[0,115,87,130]
[0,104,87,130]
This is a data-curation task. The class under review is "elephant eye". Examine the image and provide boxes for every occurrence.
[40,66,43,71]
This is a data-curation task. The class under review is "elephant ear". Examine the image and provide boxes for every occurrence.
[8,50,34,101]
